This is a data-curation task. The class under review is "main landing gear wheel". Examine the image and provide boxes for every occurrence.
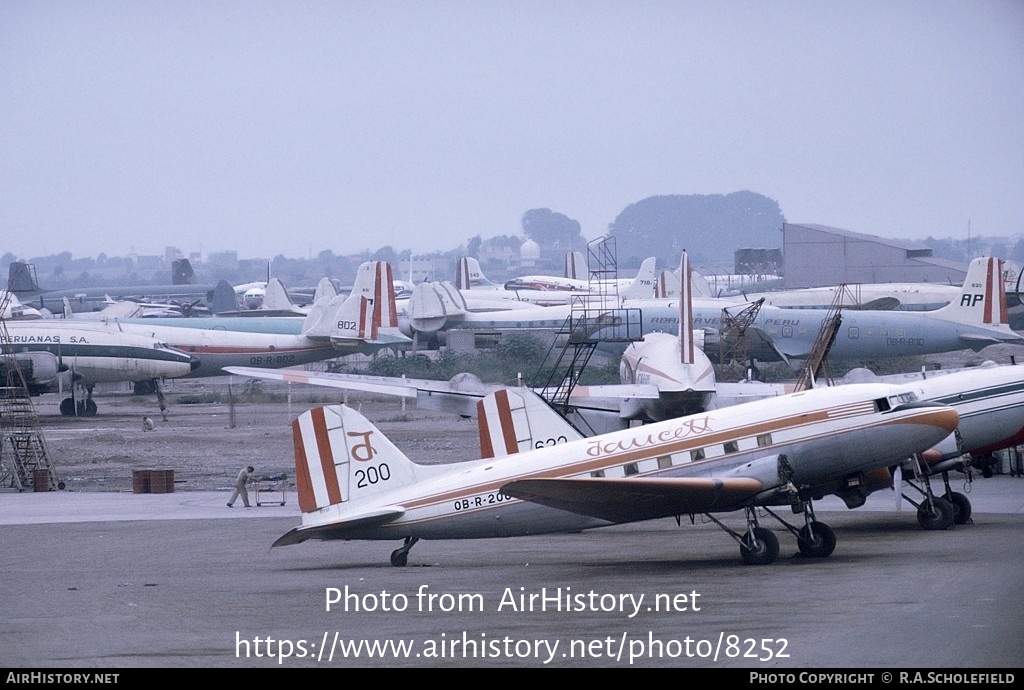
[947,492,972,525]
[741,527,779,565]
[59,398,97,416]
[390,537,419,567]
[797,522,837,558]
[917,496,954,530]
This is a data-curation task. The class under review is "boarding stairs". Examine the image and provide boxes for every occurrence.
[791,286,852,392]
[0,293,60,491]
[533,238,642,427]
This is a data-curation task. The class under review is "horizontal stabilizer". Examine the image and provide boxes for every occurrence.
[409,281,468,332]
[272,507,405,547]
[502,476,764,522]
[566,384,661,400]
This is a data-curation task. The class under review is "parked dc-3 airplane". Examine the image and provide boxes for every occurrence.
[275,381,957,567]
[2,319,198,415]
[231,256,1024,535]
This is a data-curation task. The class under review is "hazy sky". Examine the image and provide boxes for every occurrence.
[2,1,1022,261]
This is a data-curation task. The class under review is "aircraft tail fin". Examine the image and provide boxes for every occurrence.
[7,262,40,293]
[933,256,1011,327]
[171,259,195,285]
[211,279,239,314]
[262,278,294,311]
[679,251,696,365]
[312,276,339,304]
[455,256,498,290]
[304,261,401,341]
[564,251,587,280]
[620,257,657,299]
[477,388,583,459]
[291,405,422,512]
[348,261,399,329]
[655,269,679,299]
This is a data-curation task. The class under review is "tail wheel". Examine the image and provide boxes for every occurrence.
[740,527,779,565]
[797,522,837,558]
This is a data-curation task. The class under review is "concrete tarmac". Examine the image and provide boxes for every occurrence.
[1,476,1022,669]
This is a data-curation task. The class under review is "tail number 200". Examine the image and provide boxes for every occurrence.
[355,463,391,488]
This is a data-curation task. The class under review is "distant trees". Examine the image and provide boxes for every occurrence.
[607,191,785,266]
[521,209,586,251]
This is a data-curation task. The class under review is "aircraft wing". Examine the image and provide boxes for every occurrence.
[227,366,664,419]
[502,476,764,523]
[225,366,497,416]
[272,506,405,547]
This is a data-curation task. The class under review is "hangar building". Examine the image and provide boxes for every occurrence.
[782,223,967,289]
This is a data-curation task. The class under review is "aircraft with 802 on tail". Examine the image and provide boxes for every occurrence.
[276,381,957,567]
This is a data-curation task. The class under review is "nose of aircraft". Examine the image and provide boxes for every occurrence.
[904,401,960,435]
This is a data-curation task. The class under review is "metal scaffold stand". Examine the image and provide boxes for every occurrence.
[0,291,61,491]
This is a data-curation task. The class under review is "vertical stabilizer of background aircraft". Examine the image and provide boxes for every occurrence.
[171,259,195,285]
[455,257,502,290]
[932,256,1011,327]
[477,388,584,458]
[563,251,587,280]
[7,262,40,293]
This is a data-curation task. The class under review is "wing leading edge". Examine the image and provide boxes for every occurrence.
[502,476,764,523]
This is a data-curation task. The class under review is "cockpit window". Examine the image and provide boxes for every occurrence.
[878,392,918,411]
[889,392,918,406]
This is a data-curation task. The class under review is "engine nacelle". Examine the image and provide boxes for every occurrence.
[0,351,71,394]
[833,468,894,509]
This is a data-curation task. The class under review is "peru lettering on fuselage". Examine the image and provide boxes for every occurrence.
[7,333,96,344]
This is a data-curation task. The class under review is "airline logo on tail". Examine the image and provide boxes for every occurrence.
[947,256,1011,327]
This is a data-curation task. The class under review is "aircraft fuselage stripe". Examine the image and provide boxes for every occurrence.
[390,405,952,516]
[311,407,343,506]
[293,418,317,512]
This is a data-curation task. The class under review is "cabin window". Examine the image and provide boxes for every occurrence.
[690,448,705,462]
[757,433,773,447]
[848,327,859,339]
[875,398,891,412]
[590,470,605,478]
[723,441,739,454]
[657,455,672,469]
[623,462,639,476]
